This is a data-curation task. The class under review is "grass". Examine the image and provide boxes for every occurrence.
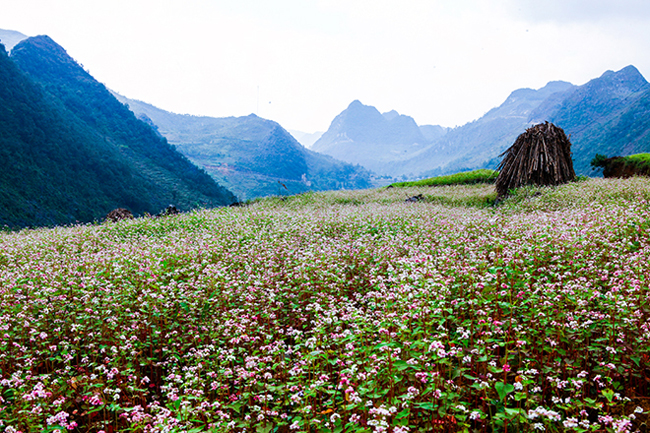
[1,178,649,433]
[388,169,498,188]
[592,153,650,175]
[622,153,650,170]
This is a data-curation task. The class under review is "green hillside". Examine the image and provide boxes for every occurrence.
[115,95,373,201]
[0,36,235,228]
[389,169,498,187]
[543,66,650,174]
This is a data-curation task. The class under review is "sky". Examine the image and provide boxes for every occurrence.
[2,0,650,133]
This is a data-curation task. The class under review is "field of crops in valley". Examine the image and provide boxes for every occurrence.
[1,178,649,433]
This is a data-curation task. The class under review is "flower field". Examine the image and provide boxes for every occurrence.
[1,178,649,433]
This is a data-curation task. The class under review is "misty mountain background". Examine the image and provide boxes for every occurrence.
[313,66,650,179]
[0,34,235,228]
[112,94,372,201]
[3,26,650,229]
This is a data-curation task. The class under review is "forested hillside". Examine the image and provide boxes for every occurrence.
[115,95,373,201]
[0,36,235,228]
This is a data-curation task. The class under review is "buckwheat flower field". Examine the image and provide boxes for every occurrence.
[1,178,649,433]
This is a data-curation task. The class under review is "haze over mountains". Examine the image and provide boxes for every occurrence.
[287,130,323,149]
[0,29,28,52]
[312,101,448,176]
[315,66,650,178]
[2,26,650,229]
[113,95,372,201]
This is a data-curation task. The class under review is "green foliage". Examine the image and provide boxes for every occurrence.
[590,152,650,176]
[1,177,649,432]
[590,153,610,169]
[118,96,373,202]
[389,169,498,188]
[623,152,650,170]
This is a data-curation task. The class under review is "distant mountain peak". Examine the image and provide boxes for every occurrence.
[590,65,648,95]
[541,80,574,92]
[382,110,400,121]
[601,64,643,79]
[312,101,445,175]
[0,28,29,52]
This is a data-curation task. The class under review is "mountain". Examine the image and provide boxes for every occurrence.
[313,67,650,179]
[535,66,650,174]
[288,129,324,148]
[401,66,650,178]
[0,29,28,52]
[311,100,443,176]
[0,35,235,228]
[113,95,372,201]
[395,80,576,177]
[419,124,448,142]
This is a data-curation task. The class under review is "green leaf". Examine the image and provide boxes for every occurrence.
[504,408,523,419]
[229,400,243,413]
[495,382,514,401]
[256,423,273,433]
[602,389,614,403]
[393,360,409,371]
[395,409,410,420]
[413,402,435,411]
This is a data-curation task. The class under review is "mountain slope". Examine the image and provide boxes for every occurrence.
[395,81,576,178]
[114,95,372,201]
[0,36,234,228]
[0,29,28,52]
[403,66,650,178]
[537,66,650,174]
[311,100,439,176]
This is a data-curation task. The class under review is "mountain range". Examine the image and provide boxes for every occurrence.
[0,29,28,52]
[288,130,323,148]
[0,34,235,228]
[113,95,372,201]
[314,66,650,178]
[311,100,448,176]
[3,27,650,229]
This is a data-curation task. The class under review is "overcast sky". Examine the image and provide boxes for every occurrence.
[2,0,650,133]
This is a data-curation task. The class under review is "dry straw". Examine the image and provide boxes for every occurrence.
[496,121,575,197]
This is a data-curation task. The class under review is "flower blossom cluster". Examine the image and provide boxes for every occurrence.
[0,178,648,431]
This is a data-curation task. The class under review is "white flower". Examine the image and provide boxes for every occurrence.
[563,418,578,428]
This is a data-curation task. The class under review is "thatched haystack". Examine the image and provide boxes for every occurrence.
[106,208,133,222]
[496,122,575,197]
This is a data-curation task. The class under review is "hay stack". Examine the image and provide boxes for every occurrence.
[106,208,133,222]
[496,122,575,197]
